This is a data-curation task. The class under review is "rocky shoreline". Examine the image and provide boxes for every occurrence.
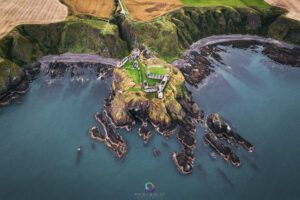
[173,35,300,86]
[0,53,119,107]
[40,53,119,79]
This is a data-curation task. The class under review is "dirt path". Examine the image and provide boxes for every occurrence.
[265,0,300,21]
[0,0,68,39]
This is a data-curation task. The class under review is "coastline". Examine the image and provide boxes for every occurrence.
[1,35,299,107]
[173,35,300,86]
[0,53,119,107]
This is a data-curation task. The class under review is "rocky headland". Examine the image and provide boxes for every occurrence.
[88,49,201,174]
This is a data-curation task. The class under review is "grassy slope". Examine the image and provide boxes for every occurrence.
[0,18,128,64]
[0,58,21,92]
[148,66,167,75]
[123,60,142,84]
[181,0,270,8]
[123,59,161,88]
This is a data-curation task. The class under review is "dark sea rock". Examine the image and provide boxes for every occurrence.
[138,122,152,145]
[174,35,300,87]
[262,45,300,67]
[206,113,255,153]
[94,111,127,159]
[204,133,241,167]
[172,150,195,175]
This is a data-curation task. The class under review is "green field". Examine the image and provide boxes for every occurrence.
[181,0,270,8]
[123,60,161,88]
[123,60,142,84]
[148,65,167,76]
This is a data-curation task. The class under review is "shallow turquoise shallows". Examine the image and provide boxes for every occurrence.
[0,45,299,200]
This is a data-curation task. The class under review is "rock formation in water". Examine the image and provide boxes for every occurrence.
[204,113,255,167]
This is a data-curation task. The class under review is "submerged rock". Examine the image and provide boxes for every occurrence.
[152,147,161,157]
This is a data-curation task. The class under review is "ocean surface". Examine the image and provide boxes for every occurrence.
[0,44,299,200]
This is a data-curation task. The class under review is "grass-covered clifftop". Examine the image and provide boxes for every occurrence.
[0,18,128,66]
[181,0,270,8]
[109,54,190,132]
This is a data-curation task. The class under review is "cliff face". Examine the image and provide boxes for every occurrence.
[0,6,300,97]
[0,19,129,94]
[108,54,199,136]
[0,58,23,96]
[122,6,299,60]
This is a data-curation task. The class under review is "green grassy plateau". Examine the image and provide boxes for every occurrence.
[181,0,270,8]
[123,59,164,87]
[148,65,167,76]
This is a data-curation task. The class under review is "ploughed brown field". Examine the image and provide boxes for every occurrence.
[64,0,115,18]
[0,0,68,39]
[123,0,183,21]
[265,0,300,21]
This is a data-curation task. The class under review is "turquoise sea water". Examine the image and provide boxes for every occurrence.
[0,45,299,200]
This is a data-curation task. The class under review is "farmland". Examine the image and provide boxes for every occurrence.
[64,0,115,19]
[123,0,183,21]
[0,0,68,39]
[265,0,300,21]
